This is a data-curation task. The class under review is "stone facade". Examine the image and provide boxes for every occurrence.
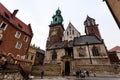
[45,9,110,76]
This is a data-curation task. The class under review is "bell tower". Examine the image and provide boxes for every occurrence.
[46,8,64,48]
[84,16,102,39]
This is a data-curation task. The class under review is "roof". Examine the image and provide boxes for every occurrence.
[74,35,102,46]
[47,35,102,50]
[47,41,67,50]
[0,3,33,36]
[109,46,120,52]
[36,48,45,54]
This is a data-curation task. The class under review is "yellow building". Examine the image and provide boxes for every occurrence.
[27,44,36,65]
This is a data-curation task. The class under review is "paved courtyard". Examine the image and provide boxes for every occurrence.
[31,76,120,80]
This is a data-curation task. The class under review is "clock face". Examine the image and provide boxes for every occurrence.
[51,29,57,36]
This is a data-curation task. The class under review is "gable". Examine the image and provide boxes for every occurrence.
[62,22,80,41]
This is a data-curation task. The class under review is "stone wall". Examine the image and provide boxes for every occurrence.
[32,64,61,76]
[32,64,120,76]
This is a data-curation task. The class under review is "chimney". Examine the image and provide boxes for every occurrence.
[12,9,19,17]
[28,24,31,27]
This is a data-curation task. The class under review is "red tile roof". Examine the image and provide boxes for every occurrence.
[109,46,120,52]
[0,3,33,36]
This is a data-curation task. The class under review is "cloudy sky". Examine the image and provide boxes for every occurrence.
[0,0,120,50]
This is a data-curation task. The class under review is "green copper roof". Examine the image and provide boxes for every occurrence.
[50,8,63,25]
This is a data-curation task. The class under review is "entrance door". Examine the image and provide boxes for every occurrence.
[65,61,70,75]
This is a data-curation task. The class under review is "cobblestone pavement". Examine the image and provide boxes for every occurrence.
[31,76,120,80]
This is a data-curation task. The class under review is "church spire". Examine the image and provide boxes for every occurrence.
[50,8,63,26]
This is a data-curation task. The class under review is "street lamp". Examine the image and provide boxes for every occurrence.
[86,42,92,64]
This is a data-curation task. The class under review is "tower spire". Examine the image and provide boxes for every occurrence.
[84,16,102,39]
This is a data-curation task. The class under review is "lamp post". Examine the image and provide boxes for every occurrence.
[86,42,92,64]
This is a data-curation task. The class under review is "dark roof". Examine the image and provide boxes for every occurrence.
[74,35,102,46]
[47,41,67,50]
[47,35,102,50]
[36,48,45,54]
[0,3,33,36]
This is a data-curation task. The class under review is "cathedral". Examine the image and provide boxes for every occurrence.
[45,9,110,75]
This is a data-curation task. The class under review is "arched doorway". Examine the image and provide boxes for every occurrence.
[65,61,70,75]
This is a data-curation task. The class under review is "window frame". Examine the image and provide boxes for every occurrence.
[23,35,28,42]
[78,48,84,57]
[92,47,100,56]
[52,51,57,60]
[15,31,21,38]
[15,42,22,49]
[0,21,8,30]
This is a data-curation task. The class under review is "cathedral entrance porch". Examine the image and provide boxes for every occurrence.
[61,55,74,76]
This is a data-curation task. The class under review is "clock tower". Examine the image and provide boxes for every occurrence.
[46,8,64,48]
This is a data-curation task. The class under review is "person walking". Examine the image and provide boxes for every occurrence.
[86,71,89,77]
[41,71,44,79]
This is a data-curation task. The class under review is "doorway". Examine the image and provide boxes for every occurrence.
[65,61,70,75]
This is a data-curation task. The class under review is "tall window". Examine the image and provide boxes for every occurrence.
[23,35,28,42]
[15,42,22,49]
[78,48,84,56]
[52,51,57,60]
[15,31,21,38]
[0,21,7,30]
[31,55,34,60]
[92,47,99,56]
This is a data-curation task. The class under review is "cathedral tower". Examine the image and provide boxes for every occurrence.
[84,16,102,39]
[46,9,64,48]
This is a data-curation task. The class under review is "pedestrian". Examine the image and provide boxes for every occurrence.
[86,71,89,77]
[62,70,65,77]
[41,71,44,79]
[94,72,96,77]
[76,70,79,78]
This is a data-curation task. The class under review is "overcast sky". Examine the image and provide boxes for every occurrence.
[0,0,120,50]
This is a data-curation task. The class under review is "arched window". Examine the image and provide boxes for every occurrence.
[52,51,57,60]
[78,48,84,57]
[92,47,99,56]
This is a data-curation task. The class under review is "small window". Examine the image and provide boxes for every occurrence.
[55,18,57,21]
[31,55,34,60]
[92,47,99,56]
[4,12,10,19]
[79,48,84,56]
[15,31,21,38]
[15,42,22,49]
[72,30,74,34]
[23,35,28,42]
[52,51,57,60]
[18,24,22,28]
[0,21,7,30]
